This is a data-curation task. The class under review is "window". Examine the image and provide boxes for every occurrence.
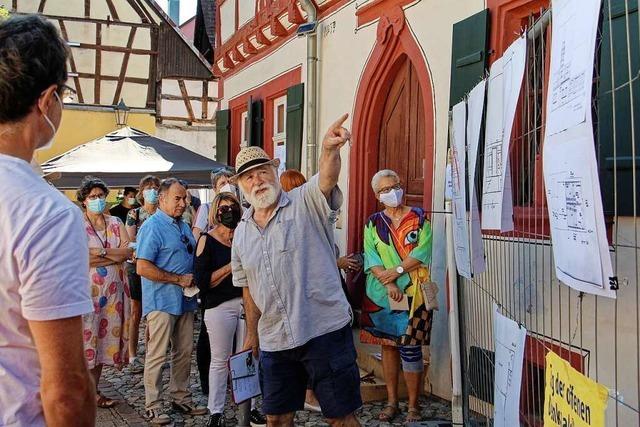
[240,111,249,147]
[272,95,287,173]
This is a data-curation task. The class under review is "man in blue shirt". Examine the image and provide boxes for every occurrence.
[136,178,207,425]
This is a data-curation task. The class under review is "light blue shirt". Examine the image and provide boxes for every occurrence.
[137,209,198,316]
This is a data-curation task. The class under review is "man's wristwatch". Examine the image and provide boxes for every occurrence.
[396,265,404,275]
[99,248,107,258]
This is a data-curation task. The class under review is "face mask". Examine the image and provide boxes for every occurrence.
[87,198,106,213]
[127,197,137,206]
[379,188,403,208]
[37,91,63,151]
[217,204,242,230]
[218,183,236,195]
[143,188,159,204]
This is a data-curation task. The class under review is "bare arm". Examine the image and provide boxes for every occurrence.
[28,316,96,427]
[210,263,232,287]
[318,113,350,199]
[242,287,261,357]
[136,259,192,288]
[377,256,424,286]
[192,226,204,241]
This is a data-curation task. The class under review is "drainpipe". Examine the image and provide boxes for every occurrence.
[299,0,319,177]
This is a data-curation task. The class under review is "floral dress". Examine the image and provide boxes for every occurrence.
[361,207,433,347]
[83,215,130,368]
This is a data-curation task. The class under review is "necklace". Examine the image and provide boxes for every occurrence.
[86,214,108,248]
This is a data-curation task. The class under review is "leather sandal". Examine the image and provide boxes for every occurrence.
[406,407,422,423]
[379,403,399,421]
[96,392,117,408]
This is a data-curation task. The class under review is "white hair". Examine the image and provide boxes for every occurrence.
[371,169,400,192]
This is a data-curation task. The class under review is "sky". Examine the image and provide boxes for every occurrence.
[156,0,197,25]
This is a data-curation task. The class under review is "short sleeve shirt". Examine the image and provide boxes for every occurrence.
[231,175,351,352]
[0,154,93,426]
[194,202,210,231]
[136,209,198,316]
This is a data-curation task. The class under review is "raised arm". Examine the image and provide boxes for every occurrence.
[318,113,351,199]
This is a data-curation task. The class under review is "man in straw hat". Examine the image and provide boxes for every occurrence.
[231,114,362,426]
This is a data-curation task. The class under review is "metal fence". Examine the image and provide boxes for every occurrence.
[457,2,640,426]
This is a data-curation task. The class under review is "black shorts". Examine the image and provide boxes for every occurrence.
[259,324,362,419]
[126,263,142,301]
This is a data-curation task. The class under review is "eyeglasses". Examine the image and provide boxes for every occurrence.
[378,184,402,195]
[59,84,77,103]
[87,194,106,200]
[180,235,194,254]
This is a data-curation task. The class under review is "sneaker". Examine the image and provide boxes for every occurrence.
[129,358,144,374]
[171,401,209,416]
[144,408,171,425]
[207,413,225,427]
[304,401,322,412]
[249,409,267,426]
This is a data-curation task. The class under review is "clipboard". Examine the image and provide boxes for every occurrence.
[228,349,261,404]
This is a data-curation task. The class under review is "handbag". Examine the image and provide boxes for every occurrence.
[420,281,439,311]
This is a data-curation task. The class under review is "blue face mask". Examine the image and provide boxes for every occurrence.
[144,188,159,204]
[87,198,106,213]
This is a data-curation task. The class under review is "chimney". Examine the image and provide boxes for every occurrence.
[168,0,180,24]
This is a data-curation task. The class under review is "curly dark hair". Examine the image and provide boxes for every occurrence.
[76,176,110,205]
[0,15,69,123]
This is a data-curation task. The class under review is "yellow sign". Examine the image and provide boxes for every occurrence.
[544,350,608,427]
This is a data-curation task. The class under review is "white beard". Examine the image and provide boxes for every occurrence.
[244,182,279,209]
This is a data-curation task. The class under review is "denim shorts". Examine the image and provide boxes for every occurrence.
[259,324,362,419]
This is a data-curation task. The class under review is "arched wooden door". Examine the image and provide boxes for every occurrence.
[378,56,425,207]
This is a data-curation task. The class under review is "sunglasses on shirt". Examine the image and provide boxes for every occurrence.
[180,235,194,254]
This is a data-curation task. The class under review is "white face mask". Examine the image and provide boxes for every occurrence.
[37,91,63,151]
[379,188,404,208]
[218,183,237,195]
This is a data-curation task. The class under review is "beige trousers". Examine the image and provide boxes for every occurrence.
[144,310,195,410]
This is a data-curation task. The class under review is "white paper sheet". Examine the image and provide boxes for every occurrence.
[546,0,602,136]
[451,101,472,278]
[466,80,487,275]
[480,55,518,232]
[274,141,287,176]
[543,0,615,298]
[493,303,527,427]
[229,349,261,404]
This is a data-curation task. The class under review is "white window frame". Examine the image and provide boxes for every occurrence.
[240,111,249,147]
[272,95,287,144]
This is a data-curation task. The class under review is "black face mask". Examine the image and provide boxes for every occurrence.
[217,204,241,229]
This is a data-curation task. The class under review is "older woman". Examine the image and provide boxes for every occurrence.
[192,168,236,238]
[77,176,133,408]
[194,192,266,427]
[361,169,433,424]
[125,174,160,373]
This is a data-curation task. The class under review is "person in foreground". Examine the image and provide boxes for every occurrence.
[361,169,433,423]
[231,114,362,427]
[194,192,266,427]
[136,178,208,425]
[0,14,96,426]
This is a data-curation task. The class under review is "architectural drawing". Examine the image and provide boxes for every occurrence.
[480,45,524,233]
[543,0,616,298]
[493,304,527,427]
[546,0,600,135]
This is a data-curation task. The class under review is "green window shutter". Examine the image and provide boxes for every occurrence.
[215,109,231,164]
[598,0,639,216]
[250,99,264,148]
[286,83,304,171]
[449,9,490,108]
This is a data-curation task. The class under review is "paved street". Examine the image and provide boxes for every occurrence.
[97,318,453,426]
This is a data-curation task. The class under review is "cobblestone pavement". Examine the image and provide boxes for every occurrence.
[97,318,453,426]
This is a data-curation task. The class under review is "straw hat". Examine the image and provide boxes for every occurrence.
[231,146,280,181]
